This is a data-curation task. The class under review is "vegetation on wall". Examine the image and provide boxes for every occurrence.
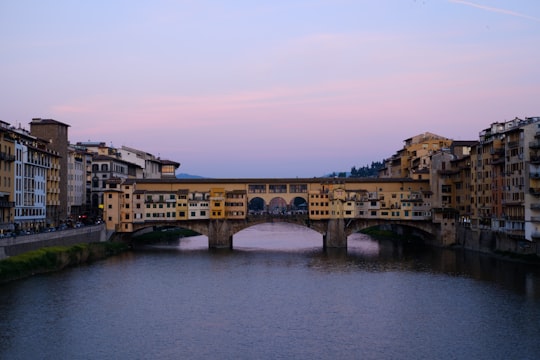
[0,242,128,284]
[132,227,199,244]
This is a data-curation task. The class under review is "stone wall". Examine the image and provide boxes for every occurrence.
[455,224,540,257]
[0,224,106,259]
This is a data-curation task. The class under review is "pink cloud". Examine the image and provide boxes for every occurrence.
[449,0,540,23]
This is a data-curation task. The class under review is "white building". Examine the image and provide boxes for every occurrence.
[117,145,162,179]
[13,134,50,231]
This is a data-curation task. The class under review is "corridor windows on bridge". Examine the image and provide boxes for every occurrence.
[290,184,307,193]
[269,184,286,193]
[248,184,266,193]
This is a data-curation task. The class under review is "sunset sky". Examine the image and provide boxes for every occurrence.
[1,1,539,178]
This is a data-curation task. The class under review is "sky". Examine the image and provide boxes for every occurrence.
[1,0,539,178]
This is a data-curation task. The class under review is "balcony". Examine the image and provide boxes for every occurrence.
[0,200,15,208]
[530,216,540,222]
[529,141,540,149]
[531,203,540,210]
[530,188,540,197]
[0,152,15,162]
[531,155,540,164]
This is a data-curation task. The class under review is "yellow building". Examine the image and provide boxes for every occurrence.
[225,190,247,219]
[0,121,15,234]
[380,132,452,180]
[210,187,225,219]
[103,178,431,234]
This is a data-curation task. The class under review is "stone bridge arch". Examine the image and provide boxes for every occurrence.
[122,217,447,249]
[127,215,330,247]
[345,218,441,244]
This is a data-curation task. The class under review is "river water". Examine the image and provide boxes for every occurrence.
[2,223,540,360]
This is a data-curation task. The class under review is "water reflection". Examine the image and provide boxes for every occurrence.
[139,222,540,299]
[3,223,540,359]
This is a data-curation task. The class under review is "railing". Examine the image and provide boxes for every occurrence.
[0,201,15,208]
[0,152,15,161]
[531,155,540,164]
[530,188,540,196]
[529,141,540,149]
[531,203,540,210]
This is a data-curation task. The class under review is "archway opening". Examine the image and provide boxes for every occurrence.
[248,197,265,214]
[268,197,287,215]
[234,222,322,251]
[291,196,308,214]
[131,226,206,250]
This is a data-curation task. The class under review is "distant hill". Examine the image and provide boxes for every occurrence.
[176,173,205,179]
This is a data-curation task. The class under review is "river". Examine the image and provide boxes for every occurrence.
[1,223,540,360]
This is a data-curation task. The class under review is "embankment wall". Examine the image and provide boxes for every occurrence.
[0,225,107,259]
[456,225,539,257]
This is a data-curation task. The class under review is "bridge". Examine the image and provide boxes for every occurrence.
[103,177,456,248]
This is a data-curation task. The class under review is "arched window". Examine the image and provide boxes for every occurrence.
[101,164,108,172]
[92,164,98,172]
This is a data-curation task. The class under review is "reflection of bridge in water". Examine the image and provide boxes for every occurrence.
[105,177,455,249]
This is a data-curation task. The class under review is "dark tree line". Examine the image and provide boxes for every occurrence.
[350,161,384,178]
[327,160,384,178]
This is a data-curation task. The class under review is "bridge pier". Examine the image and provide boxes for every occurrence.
[208,220,233,249]
[323,218,347,248]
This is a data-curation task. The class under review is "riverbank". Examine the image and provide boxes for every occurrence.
[0,242,129,284]
[361,227,540,265]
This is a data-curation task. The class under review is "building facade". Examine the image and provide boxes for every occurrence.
[29,118,69,223]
